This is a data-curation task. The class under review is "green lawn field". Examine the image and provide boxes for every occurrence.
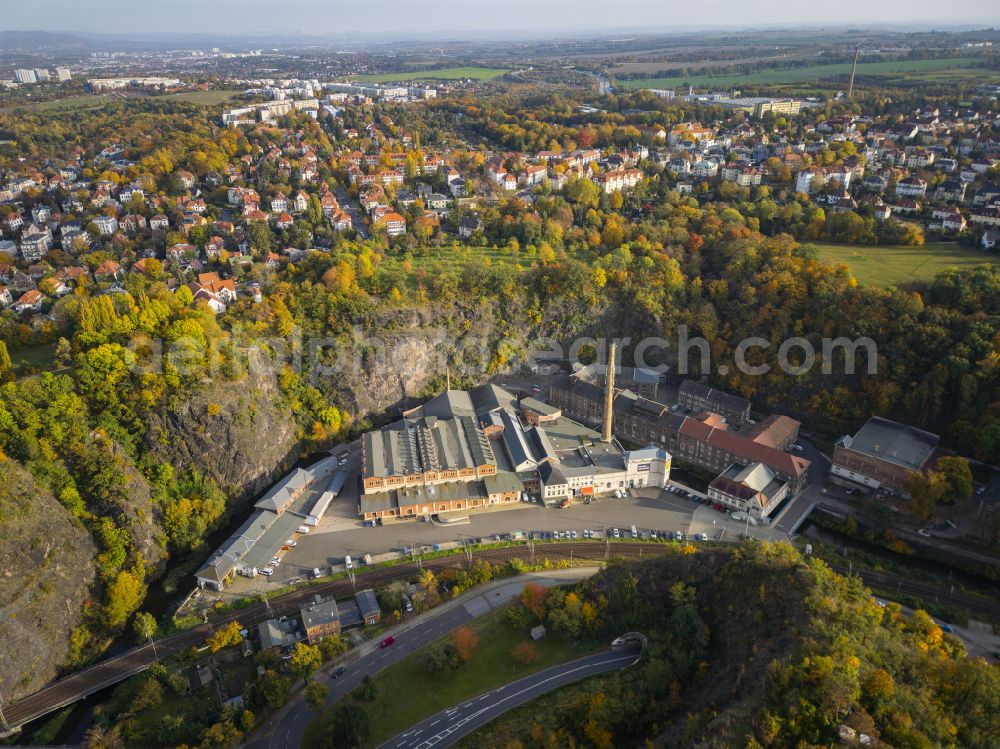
[302,604,590,749]
[618,57,982,90]
[8,343,57,375]
[351,67,508,83]
[810,241,1000,286]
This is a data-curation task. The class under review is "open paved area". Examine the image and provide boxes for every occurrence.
[226,481,792,595]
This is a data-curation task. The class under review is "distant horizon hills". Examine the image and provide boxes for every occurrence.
[0,24,997,52]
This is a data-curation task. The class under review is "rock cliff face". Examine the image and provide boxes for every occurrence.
[327,301,537,421]
[0,459,97,702]
[143,366,299,502]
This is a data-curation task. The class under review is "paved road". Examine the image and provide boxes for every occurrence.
[248,568,598,749]
[335,186,369,239]
[12,541,1000,733]
[375,650,640,749]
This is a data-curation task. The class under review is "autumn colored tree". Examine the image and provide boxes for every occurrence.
[451,626,479,663]
[0,340,11,375]
[520,582,548,621]
[935,457,973,503]
[289,641,323,684]
[206,620,243,652]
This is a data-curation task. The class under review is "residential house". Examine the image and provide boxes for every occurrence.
[521,164,548,187]
[934,179,967,203]
[13,289,44,313]
[300,596,341,645]
[270,192,288,213]
[971,208,1000,227]
[459,213,482,239]
[93,215,119,236]
[375,212,407,237]
[38,277,71,297]
[94,260,123,281]
[894,177,927,199]
[595,168,642,194]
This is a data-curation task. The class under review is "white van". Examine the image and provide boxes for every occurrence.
[344,555,353,570]
[631,525,638,538]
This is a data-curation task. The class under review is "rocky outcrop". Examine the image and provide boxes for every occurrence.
[327,301,538,421]
[143,367,299,502]
[0,459,97,702]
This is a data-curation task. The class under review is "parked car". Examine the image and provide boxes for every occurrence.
[380,635,395,648]
[285,539,297,547]
[260,567,274,576]
[313,567,322,579]
[612,528,620,538]
[296,525,310,534]
[939,622,954,633]
[791,444,804,452]
[333,666,346,678]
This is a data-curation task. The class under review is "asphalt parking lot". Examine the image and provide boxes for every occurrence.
[229,484,791,592]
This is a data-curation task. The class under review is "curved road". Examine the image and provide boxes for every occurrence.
[249,568,597,749]
[376,650,640,749]
[9,541,1000,732]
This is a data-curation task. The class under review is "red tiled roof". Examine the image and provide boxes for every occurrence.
[679,418,809,477]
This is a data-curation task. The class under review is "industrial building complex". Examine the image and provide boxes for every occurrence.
[358,364,672,520]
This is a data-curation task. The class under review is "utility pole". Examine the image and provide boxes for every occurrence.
[847,46,860,100]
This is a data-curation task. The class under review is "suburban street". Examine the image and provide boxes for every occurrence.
[375,650,640,749]
[334,185,369,239]
[248,567,600,749]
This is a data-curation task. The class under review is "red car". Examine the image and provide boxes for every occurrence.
[379,635,395,648]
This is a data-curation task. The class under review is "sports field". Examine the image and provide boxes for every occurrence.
[811,241,999,286]
[618,57,982,90]
[351,67,508,83]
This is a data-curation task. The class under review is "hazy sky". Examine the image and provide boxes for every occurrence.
[6,0,998,36]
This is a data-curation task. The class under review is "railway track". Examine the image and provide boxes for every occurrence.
[5,541,995,730]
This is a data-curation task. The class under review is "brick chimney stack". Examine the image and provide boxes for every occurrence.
[602,341,616,442]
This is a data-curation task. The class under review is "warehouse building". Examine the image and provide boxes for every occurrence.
[831,416,939,494]
[358,380,671,519]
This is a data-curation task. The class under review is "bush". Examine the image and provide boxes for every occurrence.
[352,674,378,702]
[510,641,541,666]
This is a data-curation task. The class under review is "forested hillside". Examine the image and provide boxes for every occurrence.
[464,544,1000,749]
